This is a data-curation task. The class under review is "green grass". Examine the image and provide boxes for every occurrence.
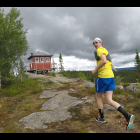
[125,106,130,113]
[132,99,140,112]
[0,77,46,96]
[87,87,95,95]
[114,87,126,95]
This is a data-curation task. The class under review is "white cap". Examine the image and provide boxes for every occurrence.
[93,37,102,42]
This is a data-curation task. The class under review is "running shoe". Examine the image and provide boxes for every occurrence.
[126,114,135,130]
[96,113,106,123]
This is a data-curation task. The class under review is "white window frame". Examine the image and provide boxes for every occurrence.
[46,57,50,62]
[40,57,44,63]
[35,57,39,63]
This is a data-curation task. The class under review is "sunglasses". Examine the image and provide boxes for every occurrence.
[93,41,99,45]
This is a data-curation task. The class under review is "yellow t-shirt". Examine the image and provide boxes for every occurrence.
[96,47,114,78]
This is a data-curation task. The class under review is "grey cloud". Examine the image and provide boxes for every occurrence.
[2,7,140,69]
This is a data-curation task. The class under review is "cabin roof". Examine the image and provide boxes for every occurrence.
[27,51,53,59]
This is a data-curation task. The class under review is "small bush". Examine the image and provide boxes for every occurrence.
[122,82,130,87]
[51,71,56,77]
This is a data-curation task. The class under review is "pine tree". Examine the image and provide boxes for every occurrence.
[135,49,140,73]
[58,53,64,72]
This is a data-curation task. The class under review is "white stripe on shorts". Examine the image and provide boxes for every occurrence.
[97,77,100,92]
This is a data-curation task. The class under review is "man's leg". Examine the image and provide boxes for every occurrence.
[105,91,129,119]
[95,92,104,109]
[105,91,120,109]
[105,90,129,118]
[95,92,105,121]
[105,90,135,130]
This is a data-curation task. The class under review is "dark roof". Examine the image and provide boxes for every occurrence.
[27,51,53,59]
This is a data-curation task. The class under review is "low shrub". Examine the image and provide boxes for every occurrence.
[51,71,56,77]
[122,82,130,87]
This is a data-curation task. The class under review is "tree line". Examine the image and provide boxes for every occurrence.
[60,70,139,83]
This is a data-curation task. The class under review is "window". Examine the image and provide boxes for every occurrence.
[41,57,44,63]
[46,57,49,62]
[35,58,39,63]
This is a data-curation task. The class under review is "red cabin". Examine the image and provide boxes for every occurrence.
[27,51,57,73]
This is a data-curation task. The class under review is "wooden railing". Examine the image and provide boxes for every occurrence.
[51,63,57,69]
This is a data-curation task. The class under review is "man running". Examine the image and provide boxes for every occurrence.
[91,37,135,130]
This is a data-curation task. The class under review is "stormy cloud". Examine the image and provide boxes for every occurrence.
[2,7,140,70]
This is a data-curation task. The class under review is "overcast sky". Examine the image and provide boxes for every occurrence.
[2,7,140,70]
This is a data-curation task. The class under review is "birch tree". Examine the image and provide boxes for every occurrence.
[0,7,29,89]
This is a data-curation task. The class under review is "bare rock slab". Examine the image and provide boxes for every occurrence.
[88,130,96,133]
[69,88,75,92]
[39,90,65,99]
[83,81,95,88]
[19,90,85,130]
[126,83,140,92]
[19,109,71,130]
[104,104,116,111]
[40,90,84,110]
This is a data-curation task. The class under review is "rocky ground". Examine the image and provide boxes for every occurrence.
[0,72,140,133]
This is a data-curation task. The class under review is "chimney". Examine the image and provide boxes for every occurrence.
[31,53,33,56]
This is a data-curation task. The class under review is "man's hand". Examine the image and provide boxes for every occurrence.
[92,54,106,75]
[91,69,96,75]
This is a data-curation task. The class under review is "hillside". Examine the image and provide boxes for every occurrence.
[115,67,137,71]
[0,72,140,133]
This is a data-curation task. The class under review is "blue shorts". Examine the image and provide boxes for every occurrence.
[95,77,116,93]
